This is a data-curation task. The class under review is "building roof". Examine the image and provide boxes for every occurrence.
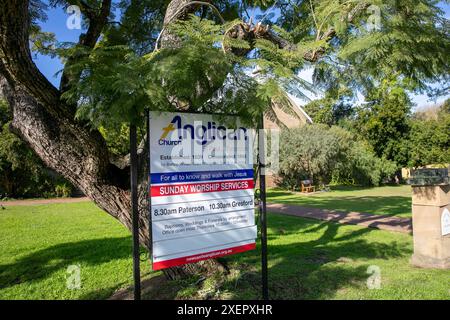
[264,92,313,129]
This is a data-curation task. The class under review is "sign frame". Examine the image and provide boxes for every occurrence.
[147,110,257,271]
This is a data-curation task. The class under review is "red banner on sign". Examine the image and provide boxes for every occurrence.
[150,179,254,197]
[152,242,256,270]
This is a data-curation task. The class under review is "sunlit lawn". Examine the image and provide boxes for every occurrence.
[267,185,412,218]
[214,212,449,300]
[1,200,448,300]
[0,202,153,299]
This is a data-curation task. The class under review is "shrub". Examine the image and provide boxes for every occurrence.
[278,124,348,189]
[408,101,450,167]
[278,124,396,189]
[55,183,72,198]
[332,140,397,186]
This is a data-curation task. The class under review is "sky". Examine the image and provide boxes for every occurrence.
[34,1,450,110]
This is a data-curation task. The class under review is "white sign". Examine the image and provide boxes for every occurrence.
[441,208,450,236]
[149,112,256,270]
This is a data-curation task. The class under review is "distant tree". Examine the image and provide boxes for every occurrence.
[353,79,411,167]
[331,138,397,186]
[279,124,345,187]
[408,99,450,167]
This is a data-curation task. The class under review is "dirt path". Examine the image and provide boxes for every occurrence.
[267,203,412,234]
[0,197,91,206]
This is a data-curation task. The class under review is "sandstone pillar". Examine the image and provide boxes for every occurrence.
[410,168,450,269]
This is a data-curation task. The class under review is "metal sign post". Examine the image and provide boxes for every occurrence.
[130,123,141,300]
[258,115,269,300]
[147,110,153,271]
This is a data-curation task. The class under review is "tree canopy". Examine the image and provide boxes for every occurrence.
[25,0,450,130]
[408,99,450,167]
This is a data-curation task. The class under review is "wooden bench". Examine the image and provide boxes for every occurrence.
[301,179,315,193]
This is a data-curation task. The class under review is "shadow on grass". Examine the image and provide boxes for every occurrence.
[221,215,409,299]
[0,236,132,291]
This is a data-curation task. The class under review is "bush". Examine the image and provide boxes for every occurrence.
[55,183,72,198]
[278,124,397,189]
[0,99,74,198]
[408,101,450,167]
[332,140,397,186]
[278,124,347,189]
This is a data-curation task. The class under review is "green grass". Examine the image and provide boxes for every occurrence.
[215,212,449,300]
[267,185,412,218]
[1,201,448,300]
[0,202,153,299]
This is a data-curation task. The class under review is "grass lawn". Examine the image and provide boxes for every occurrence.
[0,202,153,299]
[1,201,448,300]
[267,185,412,218]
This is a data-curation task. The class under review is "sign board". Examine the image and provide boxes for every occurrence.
[149,112,256,270]
[442,208,450,236]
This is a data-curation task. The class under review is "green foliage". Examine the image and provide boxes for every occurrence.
[62,17,233,127]
[276,0,449,98]
[31,1,449,122]
[0,99,72,198]
[202,71,267,124]
[305,99,335,125]
[61,44,147,128]
[337,82,448,170]
[153,17,234,108]
[278,124,396,189]
[352,79,412,167]
[279,124,335,188]
[112,0,169,53]
[97,123,148,157]
[62,15,311,129]
[98,124,130,156]
[408,100,450,167]
[29,25,57,58]
[303,91,354,126]
[55,183,72,198]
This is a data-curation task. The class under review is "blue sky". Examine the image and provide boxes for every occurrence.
[34,1,449,110]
